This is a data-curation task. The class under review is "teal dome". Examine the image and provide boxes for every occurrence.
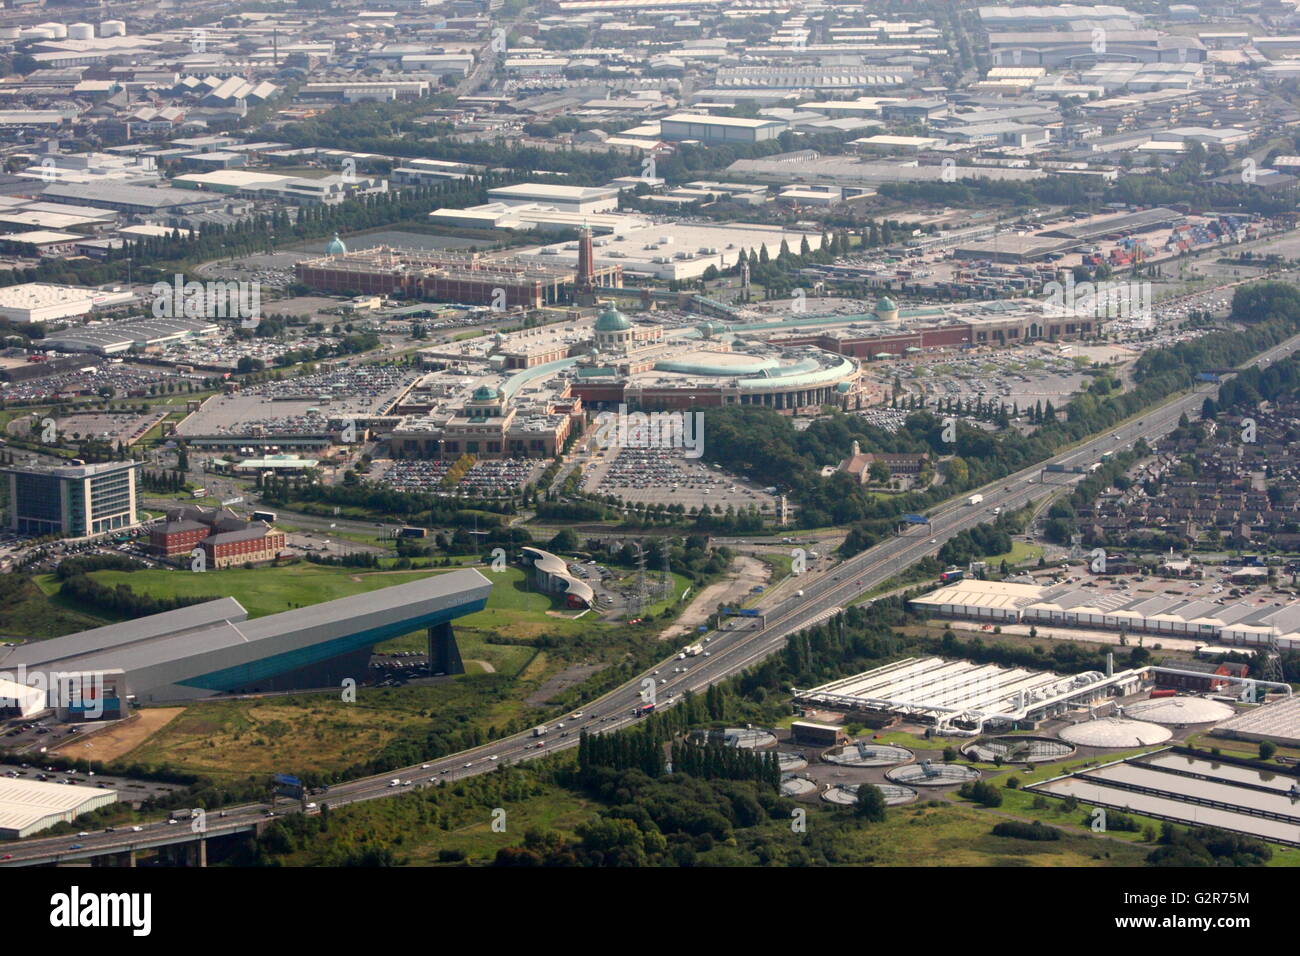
[325,232,347,255]
[594,305,631,333]
[875,295,897,314]
[471,385,500,402]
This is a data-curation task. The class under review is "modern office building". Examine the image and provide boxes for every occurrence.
[521,546,593,609]
[2,460,140,537]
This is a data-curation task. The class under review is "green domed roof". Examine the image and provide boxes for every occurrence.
[325,232,347,255]
[471,385,500,402]
[875,295,898,314]
[594,305,631,332]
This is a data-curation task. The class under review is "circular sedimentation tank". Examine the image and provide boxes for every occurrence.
[821,742,913,767]
[962,736,1076,763]
[1059,717,1172,748]
[1124,696,1235,726]
[722,727,778,749]
[822,783,917,806]
[886,762,981,787]
[777,752,808,772]
[780,775,817,797]
[876,784,918,806]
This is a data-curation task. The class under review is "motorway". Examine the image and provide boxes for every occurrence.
[5,332,1299,866]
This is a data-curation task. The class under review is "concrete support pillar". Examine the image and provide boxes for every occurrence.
[198,838,207,868]
[128,849,136,868]
[428,622,464,676]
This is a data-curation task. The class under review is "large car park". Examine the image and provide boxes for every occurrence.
[580,447,777,512]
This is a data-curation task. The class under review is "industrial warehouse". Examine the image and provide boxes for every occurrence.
[794,655,1146,734]
[0,777,117,839]
[40,316,220,357]
[910,578,1300,650]
[0,569,492,707]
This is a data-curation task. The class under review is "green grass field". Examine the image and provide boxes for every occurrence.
[0,575,105,638]
[367,567,608,651]
[39,564,455,619]
[45,560,607,641]
[276,524,399,551]
[1184,731,1300,764]
[991,541,1044,567]
[822,799,1150,866]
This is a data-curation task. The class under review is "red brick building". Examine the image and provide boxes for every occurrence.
[838,442,929,483]
[150,505,285,567]
[150,518,210,557]
[1154,659,1250,693]
[202,527,287,569]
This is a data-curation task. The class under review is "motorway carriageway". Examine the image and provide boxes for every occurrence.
[5,332,1299,866]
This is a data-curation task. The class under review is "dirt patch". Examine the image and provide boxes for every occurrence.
[64,708,185,763]
[658,554,769,642]
[524,662,606,706]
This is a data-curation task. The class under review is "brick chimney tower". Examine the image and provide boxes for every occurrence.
[575,223,595,305]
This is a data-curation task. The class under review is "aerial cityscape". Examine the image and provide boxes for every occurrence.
[0,0,1299,906]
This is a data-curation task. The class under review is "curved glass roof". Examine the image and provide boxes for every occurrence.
[735,354,857,389]
[652,355,781,377]
[501,357,579,401]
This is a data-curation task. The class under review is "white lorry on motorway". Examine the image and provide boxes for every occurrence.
[967,494,984,506]
[532,725,548,737]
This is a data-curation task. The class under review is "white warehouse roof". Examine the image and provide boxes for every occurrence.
[0,777,117,838]
[910,579,1044,612]
[0,677,44,716]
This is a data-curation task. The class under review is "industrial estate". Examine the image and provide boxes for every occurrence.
[0,0,1300,900]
